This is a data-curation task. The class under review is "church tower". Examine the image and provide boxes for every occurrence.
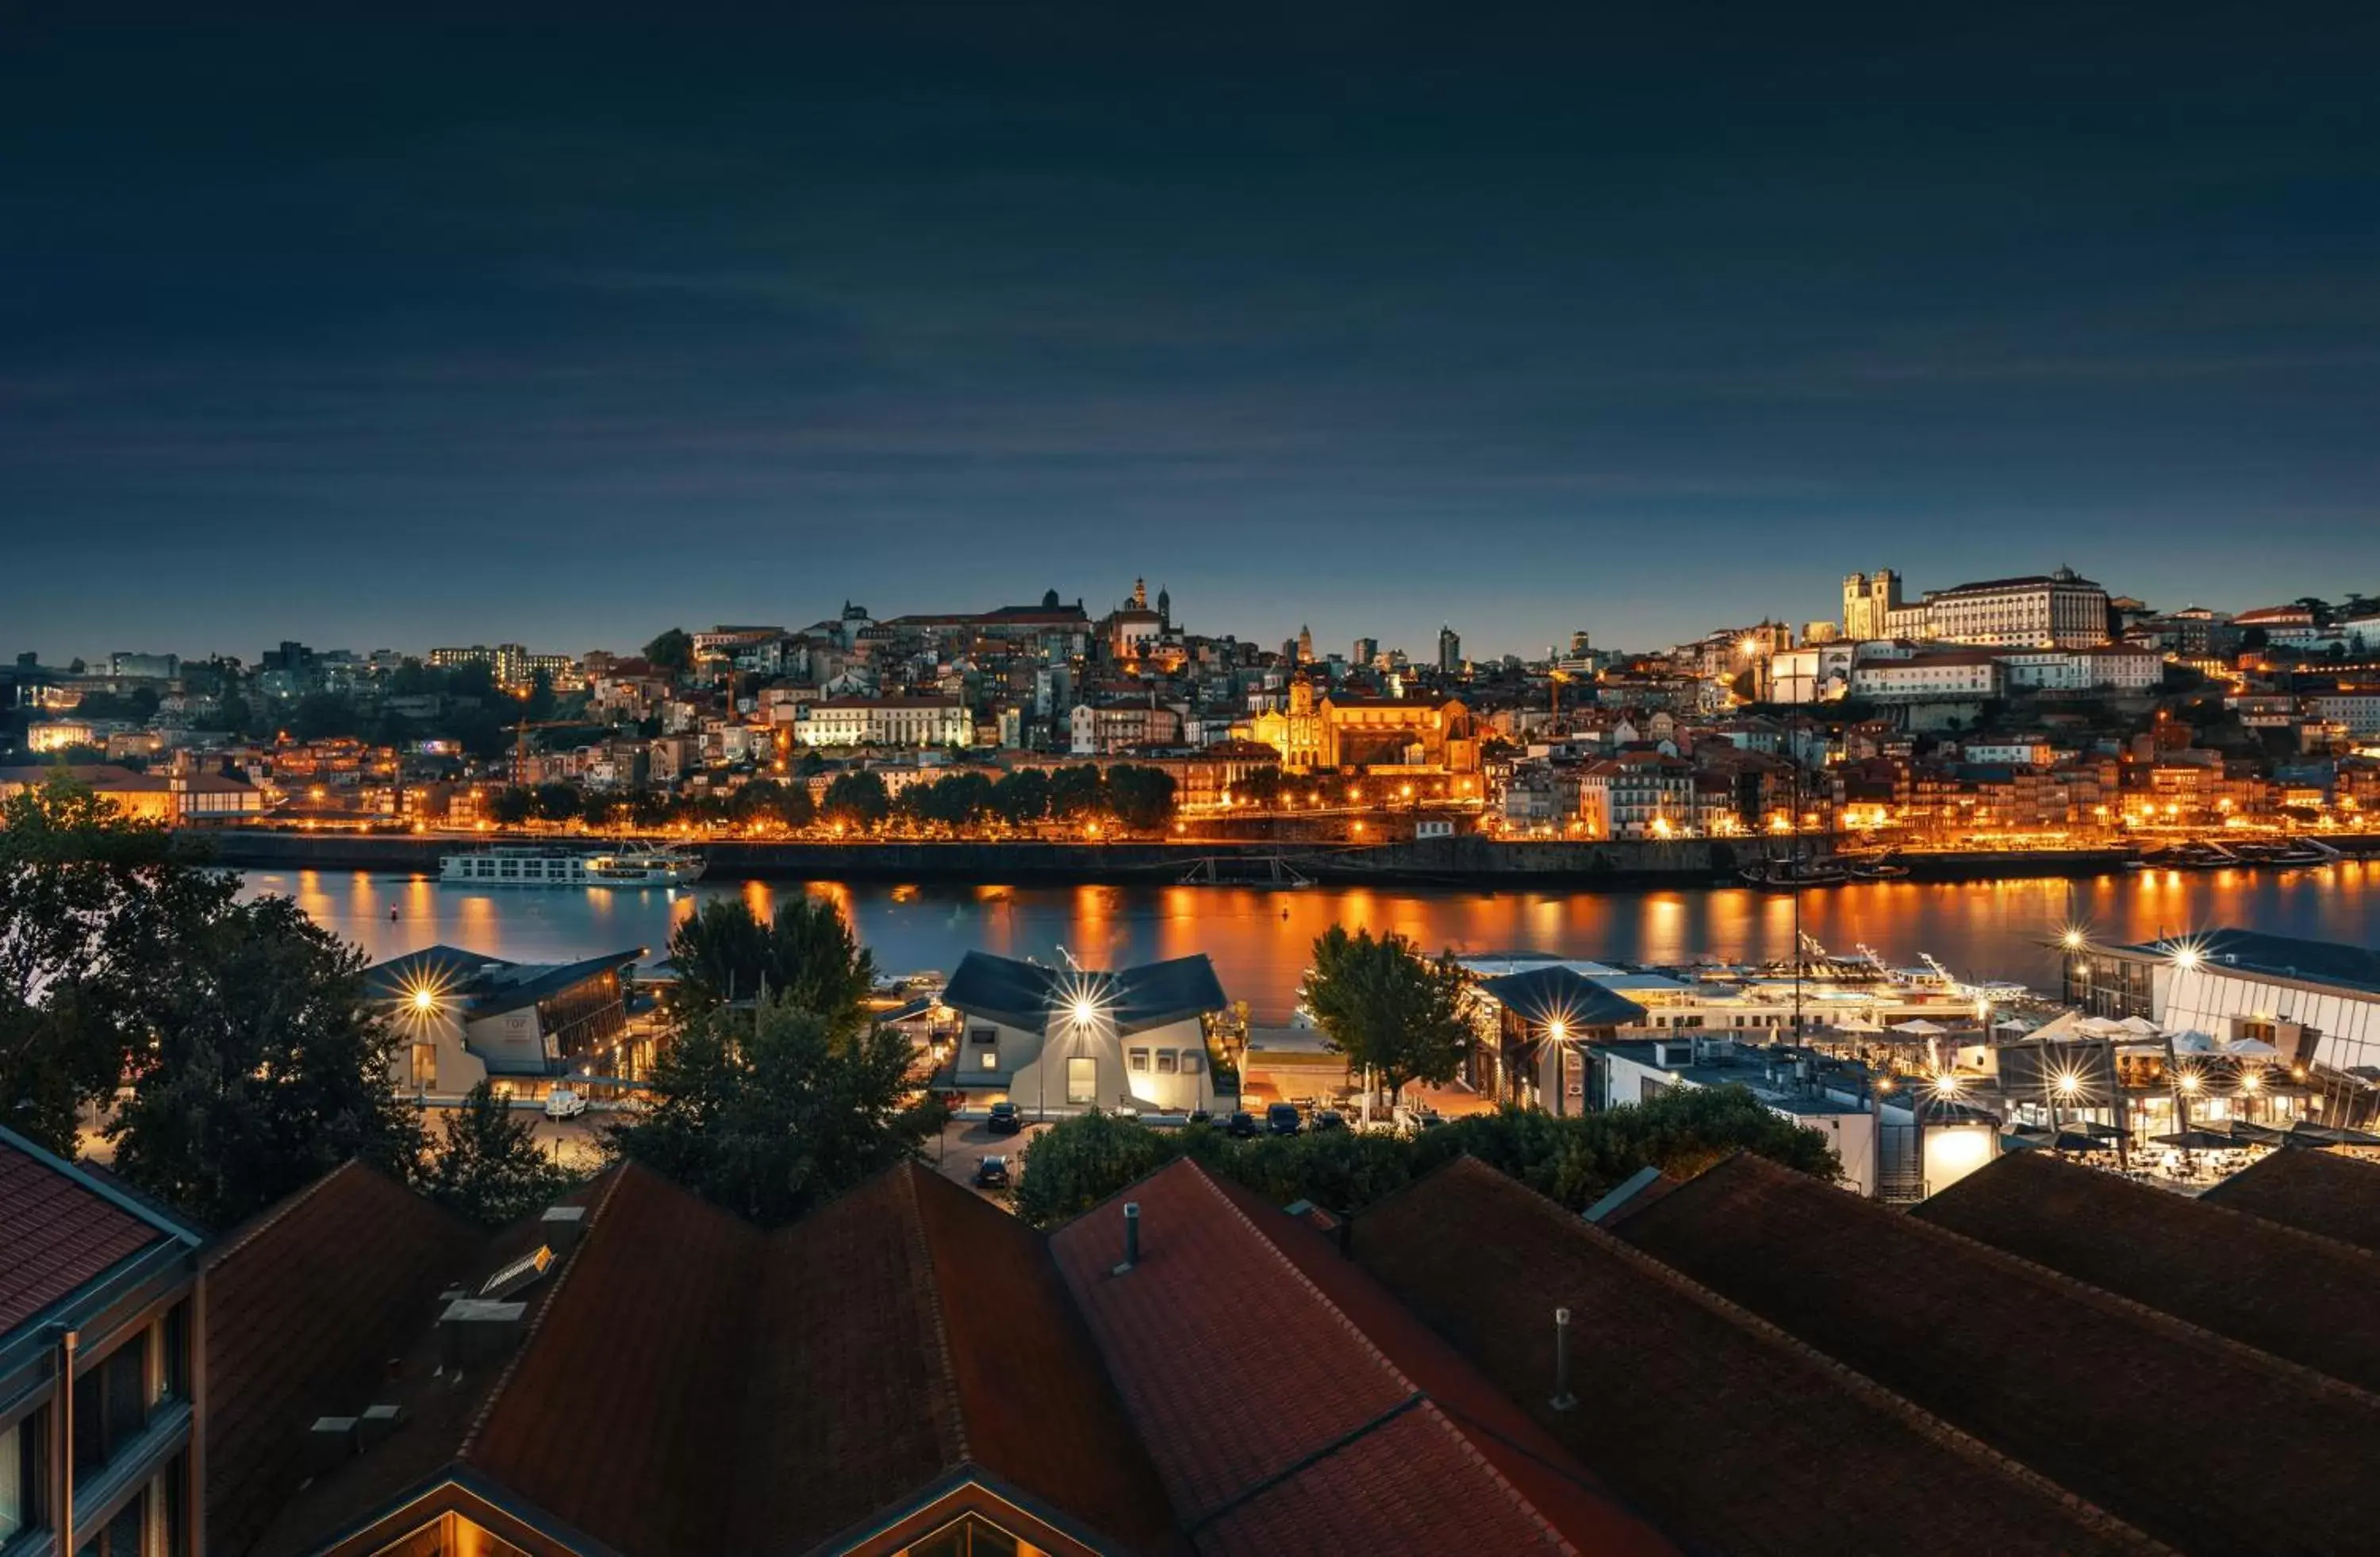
[1130,577,1148,610]
[1157,586,1170,630]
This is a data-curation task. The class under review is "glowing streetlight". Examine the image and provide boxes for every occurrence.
[2060,928,2086,951]
[2052,1070,2082,1099]
[2175,1068,2202,1095]
[410,986,440,1015]
[1545,1017,1569,1045]
[1931,1072,1963,1099]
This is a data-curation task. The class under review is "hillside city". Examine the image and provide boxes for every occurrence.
[7,568,2380,852]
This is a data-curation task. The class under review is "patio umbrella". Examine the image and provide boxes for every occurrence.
[2154,1127,2247,1150]
[1833,1015,1887,1034]
[2287,1121,2380,1148]
[2118,1015,2163,1036]
[1993,1016,2038,1033]
[2225,1121,2291,1146]
[2077,1016,2129,1037]
[1892,1018,1948,1036]
[2169,1031,2219,1053]
[2222,1036,2281,1057]
[2064,1118,2126,1140]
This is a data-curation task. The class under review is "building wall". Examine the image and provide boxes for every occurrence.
[951,1012,1213,1114]
[2155,963,2380,1075]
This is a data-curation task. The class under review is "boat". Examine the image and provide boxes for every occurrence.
[1848,855,1911,880]
[1739,856,1850,889]
[440,842,705,887]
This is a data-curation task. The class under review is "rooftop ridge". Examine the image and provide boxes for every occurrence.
[1478,1160,2170,1554]
[897,1163,974,1474]
[0,1120,202,1248]
[1670,1155,2380,1413]
[456,1164,629,1465]
[205,1159,416,1267]
[1175,1161,1578,1550]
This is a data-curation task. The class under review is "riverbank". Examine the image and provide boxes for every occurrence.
[188,827,2380,886]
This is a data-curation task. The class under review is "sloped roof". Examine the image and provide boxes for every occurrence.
[0,1126,194,1337]
[466,1161,1175,1555]
[2201,1148,2380,1253]
[2107,927,2380,994]
[1915,1151,2380,1395]
[943,951,1226,1030]
[363,944,640,1015]
[205,1163,484,1557]
[1050,1157,1672,1555]
[1614,1153,2380,1555]
[1475,965,1649,1029]
[1356,1158,2152,1555]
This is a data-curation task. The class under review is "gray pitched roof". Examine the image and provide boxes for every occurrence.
[942,951,1226,1031]
[1476,965,1648,1028]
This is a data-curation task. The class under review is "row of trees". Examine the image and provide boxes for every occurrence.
[1011,1088,1843,1227]
[492,763,1183,835]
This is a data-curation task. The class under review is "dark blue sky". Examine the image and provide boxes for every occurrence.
[5,3,2376,663]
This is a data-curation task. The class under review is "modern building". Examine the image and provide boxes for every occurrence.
[1,1126,207,1555]
[1436,623,1461,674]
[1465,963,1648,1112]
[938,952,1227,1116]
[367,944,643,1098]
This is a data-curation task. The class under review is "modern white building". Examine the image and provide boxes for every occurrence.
[2067,928,2380,1080]
[939,951,1228,1117]
[797,696,973,748]
[368,944,642,1098]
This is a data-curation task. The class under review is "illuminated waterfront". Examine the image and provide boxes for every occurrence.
[242,861,2380,1024]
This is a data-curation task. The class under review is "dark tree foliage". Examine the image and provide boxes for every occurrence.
[1104,763,1178,829]
[107,895,421,1228]
[422,1079,572,1226]
[608,1000,942,1228]
[990,767,1050,822]
[487,786,536,826]
[731,778,813,828]
[643,628,694,676]
[1012,1089,1844,1230]
[532,782,582,823]
[1299,925,1471,1108]
[291,691,364,741]
[822,771,892,828]
[665,894,877,1032]
[1046,764,1105,819]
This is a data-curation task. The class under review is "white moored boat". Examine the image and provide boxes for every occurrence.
[440,842,706,888]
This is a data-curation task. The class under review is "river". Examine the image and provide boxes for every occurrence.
[239,862,2380,1023]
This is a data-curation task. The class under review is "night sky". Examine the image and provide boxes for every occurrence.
[5,4,2376,663]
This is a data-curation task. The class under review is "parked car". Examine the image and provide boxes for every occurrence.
[985,1101,1022,1136]
[972,1155,1011,1190]
[1313,1109,1347,1132]
[1266,1101,1304,1136]
[543,1086,588,1121]
[1223,1110,1261,1138]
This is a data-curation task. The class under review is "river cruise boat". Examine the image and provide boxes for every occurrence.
[440,842,706,888]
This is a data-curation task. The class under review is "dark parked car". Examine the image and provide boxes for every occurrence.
[1266,1101,1303,1136]
[1313,1109,1348,1132]
[1223,1110,1261,1138]
[985,1101,1022,1136]
[972,1155,1011,1190]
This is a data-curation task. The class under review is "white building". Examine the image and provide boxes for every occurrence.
[2070,928,2380,1082]
[1849,652,2005,702]
[367,944,641,1100]
[1576,752,1696,838]
[797,696,973,748]
[940,952,1228,1117]
[1768,642,1857,703]
[1994,644,2163,693]
[1921,567,2109,648]
[2308,695,2380,738]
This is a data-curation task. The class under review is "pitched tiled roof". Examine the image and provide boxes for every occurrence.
[1353,1158,2152,1556]
[205,1163,483,1557]
[466,1161,1176,1555]
[1615,1153,2380,1555]
[1916,1151,2380,1395]
[2202,1148,2380,1252]
[0,1128,185,1336]
[1050,1157,1672,1555]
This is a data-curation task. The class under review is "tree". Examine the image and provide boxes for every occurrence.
[107,894,423,1228]
[422,1079,571,1225]
[292,690,363,741]
[989,767,1050,824]
[488,786,536,827]
[523,667,558,725]
[608,999,942,1228]
[643,628,694,677]
[0,778,217,1151]
[822,771,892,829]
[1010,1087,1844,1231]
[1105,764,1177,830]
[217,692,254,734]
[578,790,620,831]
[532,782,582,824]
[1299,925,1471,1110]
[731,778,812,830]
[1046,764,1105,820]
[666,894,877,1031]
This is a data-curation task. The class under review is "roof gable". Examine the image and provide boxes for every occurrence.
[2200,1148,2380,1253]
[0,1125,192,1338]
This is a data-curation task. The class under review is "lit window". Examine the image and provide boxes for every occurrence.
[1127,1049,1150,1072]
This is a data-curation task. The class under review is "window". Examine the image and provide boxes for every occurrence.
[1180,1053,1203,1074]
[1127,1049,1149,1072]
[979,1049,998,1071]
[1,1412,38,1541]
[73,1331,153,1482]
[1154,1051,1178,1075]
[1066,1056,1097,1106]
[968,1027,996,1046]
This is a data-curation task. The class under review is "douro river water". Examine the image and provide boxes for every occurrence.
[240,863,2380,1023]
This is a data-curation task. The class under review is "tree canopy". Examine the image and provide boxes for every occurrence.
[421,1079,572,1226]
[608,999,942,1227]
[1012,1087,1843,1228]
[665,894,877,1031]
[1298,925,1472,1107]
[643,627,694,676]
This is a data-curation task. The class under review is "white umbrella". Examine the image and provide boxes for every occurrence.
[2169,1030,2218,1053]
[2028,1010,2090,1040]
[2118,1015,2163,1036]
[2077,1016,2129,1037]
[1892,1018,1949,1036]
[2222,1036,2281,1057]
[1993,1016,2038,1033]
[1833,1015,1887,1034]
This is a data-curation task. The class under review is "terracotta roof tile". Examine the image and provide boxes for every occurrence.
[1353,1157,2153,1556]
[1051,1158,1672,1555]
[203,1162,482,1557]
[0,1134,170,1334]
[1917,1151,2380,1394]
[2201,1148,2380,1253]
[1616,1153,2380,1555]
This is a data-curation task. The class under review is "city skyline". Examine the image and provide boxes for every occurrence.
[6,6,2378,657]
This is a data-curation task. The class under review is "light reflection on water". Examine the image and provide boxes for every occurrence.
[240,862,2380,1025]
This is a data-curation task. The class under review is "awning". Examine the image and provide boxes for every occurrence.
[1892,1018,1948,1036]
[2223,1036,2282,1057]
